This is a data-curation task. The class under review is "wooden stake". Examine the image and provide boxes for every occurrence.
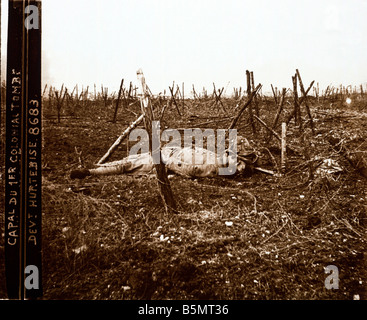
[266,88,286,143]
[253,114,281,141]
[246,70,256,134]
[271,84,278,105]
[250,71,260,117]
[97,114,144,165]
[55,85,66,123]
[48,85,53,110]
[253,115,298,155]
[70,85,76,98]
[229,84,262,130]
[296,69,315,134]
[212,83,226,112]
[281,122,287,173]
[42,84,48,97]
[192,84,198,100]
[322,85,330,105]
[112,78,124,123]
[292,75,301,128]
[168,85,181,116]
[286,80,314,125]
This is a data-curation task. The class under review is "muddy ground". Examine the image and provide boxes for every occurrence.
[1,90,366,300]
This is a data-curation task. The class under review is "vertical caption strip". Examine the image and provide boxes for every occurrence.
[5,0,42,299]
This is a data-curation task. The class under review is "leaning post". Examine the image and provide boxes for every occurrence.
[137,69,178,214]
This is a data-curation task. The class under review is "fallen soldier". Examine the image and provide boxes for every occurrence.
[70,137,259,179]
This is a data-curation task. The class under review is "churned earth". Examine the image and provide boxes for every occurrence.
[1,90,366,300]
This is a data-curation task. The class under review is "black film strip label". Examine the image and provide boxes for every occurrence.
[5,0,42,300]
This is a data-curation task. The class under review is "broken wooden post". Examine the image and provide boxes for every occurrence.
[286,80,314,125]
[101,85,110,108]
[316,82,320,103]
[168,85,182,116]
[233,88,239,100]
[42,84,48,97]
[322,85,330,105]
[253,114,281,141]
[339,84,344,104]
[55,84,66,123]
[78,89,84,107]
[97,114,144,165]
[65,89,73,115]
[212,83,226,112]
[266,88,286,143]
[292,74,302,129]
[296,69,315,134]
[48,85,53,111]
[281,122,287,173]
[74,146,83,168]
[137,69,177,213]
[70,84,76,98]
[246,70,256,134]
[112,78,124,123]
[159,99,169,122]
[229,83,262,130]
[250,71,260,117]
[254,115,298,155]
[271,84,278,105]
[74,85,83,109]
[192,84,198,100]
[83,86,89,108]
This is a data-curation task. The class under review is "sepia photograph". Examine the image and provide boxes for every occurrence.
[0,0,366,303]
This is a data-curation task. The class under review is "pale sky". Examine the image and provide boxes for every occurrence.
[1,0,367,95]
